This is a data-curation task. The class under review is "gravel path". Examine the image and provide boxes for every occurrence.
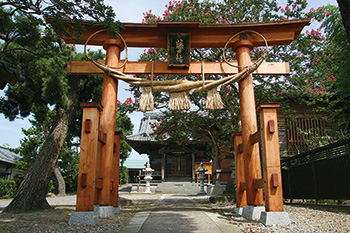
[208,202,350,232]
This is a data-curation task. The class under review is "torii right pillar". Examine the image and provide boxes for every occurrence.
[233,35,265,221]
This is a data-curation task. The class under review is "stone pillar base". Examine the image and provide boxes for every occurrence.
[94,206,115,218]
[242,206,265,221]
[197,190,207,195]
[114,207,120,214]
[235,207,244,215]
[260,211,291,226]
[69,211,99,225]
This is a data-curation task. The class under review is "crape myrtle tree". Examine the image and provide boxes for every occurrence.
[128,0,342,156]
[0,1,122,211]
[320,5,350,136]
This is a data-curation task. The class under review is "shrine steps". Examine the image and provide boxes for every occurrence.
[155,182,200,194]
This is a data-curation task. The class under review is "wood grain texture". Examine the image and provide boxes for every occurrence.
[95,39,121,206]
[258,104,284,212]
[236,41,264,206]
[76,105,101,211]
[67,60,290,75]
[56,19,311,48]
[234,132,247,208]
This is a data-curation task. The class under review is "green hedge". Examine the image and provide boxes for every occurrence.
[119,166,129,185]
[0,179,21,199]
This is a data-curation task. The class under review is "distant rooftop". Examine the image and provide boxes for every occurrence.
[123,158,149,169]
[0,146,21,164]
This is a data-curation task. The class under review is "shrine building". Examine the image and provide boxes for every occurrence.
[126,112,215,183]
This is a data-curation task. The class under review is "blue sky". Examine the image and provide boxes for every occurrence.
[0,0,338,160]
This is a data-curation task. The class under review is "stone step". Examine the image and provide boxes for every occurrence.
[156,182,200,194]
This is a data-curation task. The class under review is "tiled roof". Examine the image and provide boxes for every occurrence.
[0,146,22,164]
[123,158,149,169]
[126,112,163,142]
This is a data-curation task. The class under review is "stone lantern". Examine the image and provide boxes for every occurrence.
[143,162,154,193]
[196,162,207,195]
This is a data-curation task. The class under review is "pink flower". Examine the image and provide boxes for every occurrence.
[281,16,285,20]
[320,87,325,91]
[125,97,133,104]
[176,140,180,144]
[276,91,281,95]
[319,8,323,12]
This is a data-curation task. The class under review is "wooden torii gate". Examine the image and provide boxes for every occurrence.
[58,19,311,225]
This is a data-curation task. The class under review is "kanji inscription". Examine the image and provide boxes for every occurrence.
[168,33,190,68]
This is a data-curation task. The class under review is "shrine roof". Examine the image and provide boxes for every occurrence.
[125,112,163,154]
[0,146,21,165]
[56,18,312,48]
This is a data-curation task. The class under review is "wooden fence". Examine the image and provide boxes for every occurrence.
[281,138,350,201]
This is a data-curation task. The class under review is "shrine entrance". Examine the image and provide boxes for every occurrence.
[56,18,312,225]
[167,155,192,177]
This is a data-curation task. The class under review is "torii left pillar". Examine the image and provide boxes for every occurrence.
[94,38,124,218]
[233,35,265,221]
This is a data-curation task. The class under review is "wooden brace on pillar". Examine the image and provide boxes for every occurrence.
[76,103,103,211]
[257,103,284,212]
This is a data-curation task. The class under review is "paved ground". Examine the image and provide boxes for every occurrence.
[121,194,241,233]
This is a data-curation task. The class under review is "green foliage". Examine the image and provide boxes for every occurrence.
[0,179,21,199]
[119,166,129,185]
[48,180,58,194]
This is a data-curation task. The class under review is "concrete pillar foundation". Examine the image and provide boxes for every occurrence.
[94,206,115,218]
[69,211,99,225]
[242,206,265,221]
[260,211,291,226]
[235,207,244,215]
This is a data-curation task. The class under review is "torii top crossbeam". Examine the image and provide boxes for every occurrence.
[58,19,311,48]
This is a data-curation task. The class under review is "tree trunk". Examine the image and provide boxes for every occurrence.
[4,75,80,212]
[337,0,350,45]
[54,165,66,196]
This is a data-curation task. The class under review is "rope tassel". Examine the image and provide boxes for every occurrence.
[168,92,192,111]
[139,87,154,112]
[206,88,224,110]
